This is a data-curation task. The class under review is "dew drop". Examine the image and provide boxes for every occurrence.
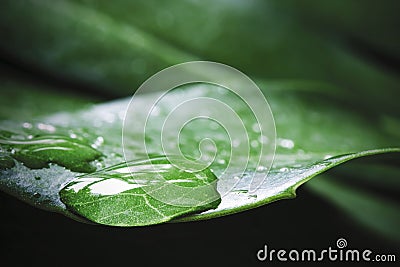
[96,162,103,169]
[279,167,289,172]
[22,122,32,129]
[217,159,226,165]
[92,136,104,148]
[256,165,266,172]
[37,123,56,133]
[258,135,269,144]
[0,133,102,172]
[33,193,41,198]
[232,139,241,148]
[279,138,294,149]
[251,140,259,148]
[252,123,261,133]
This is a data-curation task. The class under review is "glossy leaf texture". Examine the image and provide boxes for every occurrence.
[60,156,220,226]
[1,80,399,226]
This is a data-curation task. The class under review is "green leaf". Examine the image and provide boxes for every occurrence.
[1,0,400,117]
[175,149,400,222]
[1,82,399,226]
[59,156,220,226]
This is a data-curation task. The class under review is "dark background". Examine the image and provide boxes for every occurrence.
[1,159,398,266]
[1,1,399,266]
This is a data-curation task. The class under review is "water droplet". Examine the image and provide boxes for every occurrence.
[256,165,266,172]
[27,135,33,139]
[324,154,332,160]
[37,123,56,133]
[279,167,289,172]
[232,139,241,148]
[92,136,104,148]
[22,122,32,129]
[252,123,261,133]
[0,154,15,170]
[33,193,41,198]
[34,176,41,180]
[60,155,220,211]
[258,135,269,144]
[0,133,102,172]
[69,133,77,139]
[217,159,226,165]
[278,138,294,149]
[251,140,259,148]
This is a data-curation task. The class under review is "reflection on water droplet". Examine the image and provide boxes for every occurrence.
[69,133,77,139]
[89,178,145,196]
[0,132,102,172]
[22,122,32,129]
[0,154,15,170]
[278,138,294,149]
[33,193,41,198]
[217,159,226,165]
[256,165,266,172]
[232,139,240,148]
[60,156,220,211]
[279,167,289,172]
[37,123,56,133]
[251,140,259,148]
[96,162,103,169]
[27,135,33,139]
[258,135,269,144]
[252,123,261,133]
[92,136,104,149]
[324,154,332,160]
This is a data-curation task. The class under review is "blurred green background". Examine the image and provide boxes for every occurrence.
[0,0,399,266]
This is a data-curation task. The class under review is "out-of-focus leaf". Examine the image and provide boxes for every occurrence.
[1,0,399,117]
[305,174,400,241]
[282,0,400,59]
